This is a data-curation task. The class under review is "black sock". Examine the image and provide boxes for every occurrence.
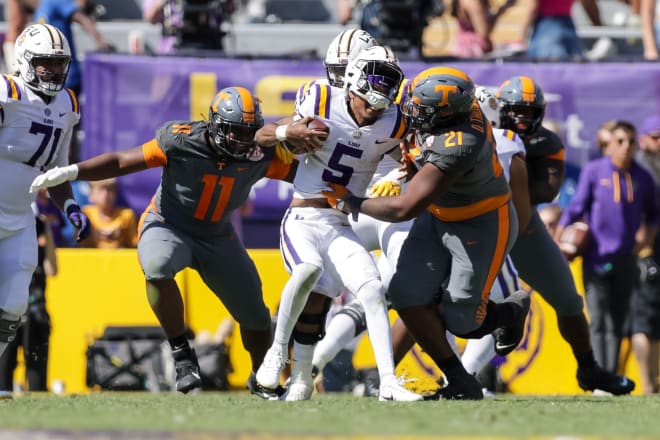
[438,354,468,379]
[458,301,517,339]
[575,350,597,369]
[169,334,190,352]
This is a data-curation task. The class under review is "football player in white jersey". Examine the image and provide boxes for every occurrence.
[0,24,88,377]
[255,46,422,402]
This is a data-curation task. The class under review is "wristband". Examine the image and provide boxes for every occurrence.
[64,198,79,213]
[275,125,289,142]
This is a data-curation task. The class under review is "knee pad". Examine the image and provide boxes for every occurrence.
[335,300,367,337]
[293,297,331,345]
[0,310,22,343]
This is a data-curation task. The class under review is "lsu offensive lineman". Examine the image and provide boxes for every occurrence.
[255,46,423,402]
[0,24,90,389]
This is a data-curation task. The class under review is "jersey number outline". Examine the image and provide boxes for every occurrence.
[322,142,363,186]
[194,174,235,222]
[23,122,63,167]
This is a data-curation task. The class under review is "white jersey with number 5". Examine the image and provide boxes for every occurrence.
[0,74,79,231]
[292,83,407,199]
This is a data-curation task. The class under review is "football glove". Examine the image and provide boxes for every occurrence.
[29,165,79,193]
[368,179,401,197]
[65,200,91,242]
[274,141,297,165]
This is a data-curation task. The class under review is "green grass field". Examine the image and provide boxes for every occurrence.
[2,392,660,438]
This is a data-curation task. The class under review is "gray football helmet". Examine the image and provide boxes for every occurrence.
[497,76,546,137]
[402,67,475,131]
[208,87,264,159]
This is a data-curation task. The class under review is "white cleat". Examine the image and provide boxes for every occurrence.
[255,346,289,390]
[378,377,424,402]
[284,381,314,401]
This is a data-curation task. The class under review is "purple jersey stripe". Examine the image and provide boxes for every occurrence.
[313,84,321,116]
[496,273,510,300]
[505,256,520,291]
[280,209,303,268]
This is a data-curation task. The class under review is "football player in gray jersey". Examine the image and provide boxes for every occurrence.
[30,86,323,397]
[324,67,531,399]
[497,75,635,395]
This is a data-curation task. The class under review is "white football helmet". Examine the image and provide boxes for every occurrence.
[344,46,403,111]
[14,24,72,96]
[324,28,378,88]
[475,86,501,128]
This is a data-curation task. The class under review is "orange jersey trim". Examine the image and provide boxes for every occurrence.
[546,149,565,162]
[427,192,510,222]
[481,203,511,300]
[137,195,158,241]
[265,155,291,180]
[142,139,168,168]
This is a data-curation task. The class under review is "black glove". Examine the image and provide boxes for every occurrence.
[639,256,659,283]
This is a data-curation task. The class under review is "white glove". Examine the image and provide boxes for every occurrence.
[29,165,79,193]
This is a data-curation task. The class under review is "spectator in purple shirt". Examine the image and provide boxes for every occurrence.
[557,120,660,375]
[630,114,660,394]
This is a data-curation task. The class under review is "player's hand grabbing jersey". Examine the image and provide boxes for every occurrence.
[292,83,407,199]
[140,120,291,237]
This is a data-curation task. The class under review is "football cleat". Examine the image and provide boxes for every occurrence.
[172,347,202,394]
[284,381,314,401]
[577,365,635,395]
[378,376,424,402]
[0,391,12,400]
[493,290,531,356]
[247,372,285,401]
[255,346,289,390]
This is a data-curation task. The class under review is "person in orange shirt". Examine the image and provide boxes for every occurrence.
[81,178,137,249]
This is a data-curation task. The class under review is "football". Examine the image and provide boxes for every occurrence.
[307,118,330,141]
[557,221,590,261]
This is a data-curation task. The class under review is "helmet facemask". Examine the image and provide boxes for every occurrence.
[501,103,544,137]
[27,54,71,96]
[350,60,403,111]
[209,112,261,160]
